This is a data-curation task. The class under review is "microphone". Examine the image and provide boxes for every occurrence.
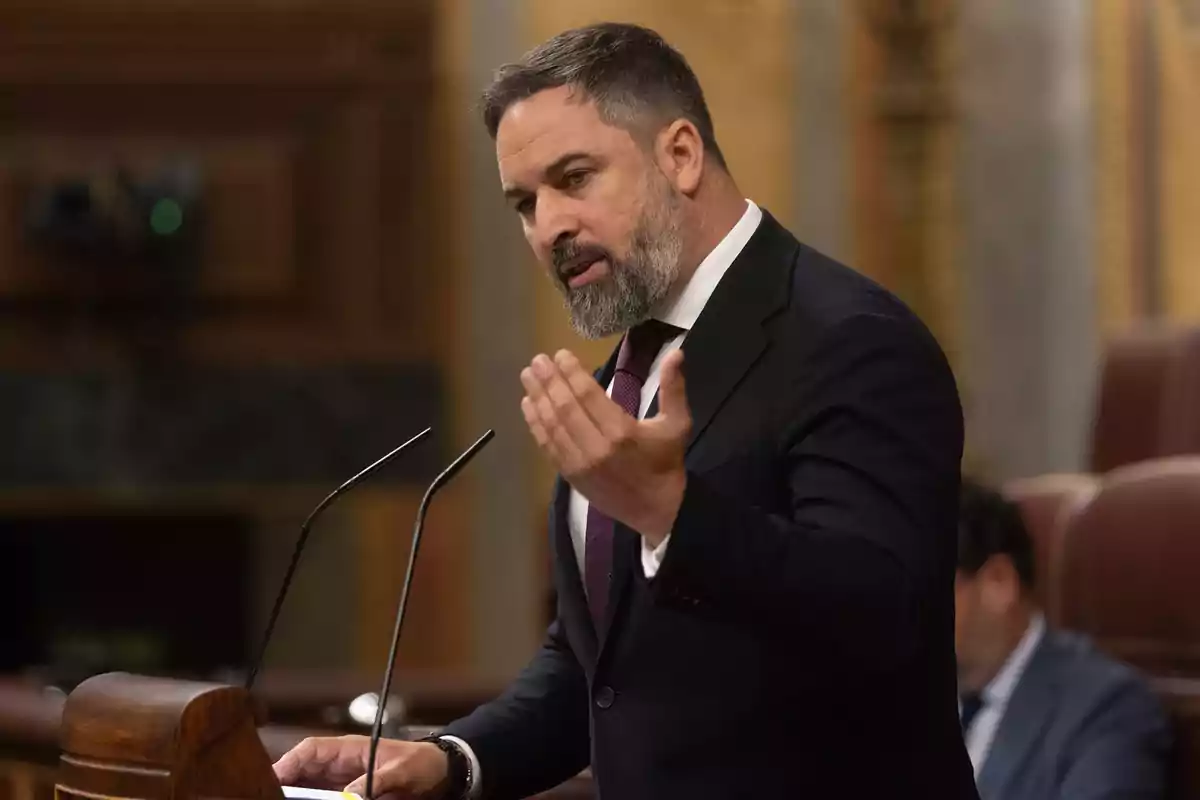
[244,426,433,691]
[365,429,495,800]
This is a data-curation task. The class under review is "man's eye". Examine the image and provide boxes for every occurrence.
[564,170,590,188]
[515,197,535,216]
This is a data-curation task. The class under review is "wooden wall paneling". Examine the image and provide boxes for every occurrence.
[0,479,473,675]
[1156,0,1200,322]
[353,484,470,674]
[0,2,441,366]
[1093,0,1200,328]
[846,8,959,365]
[0,2,475,675]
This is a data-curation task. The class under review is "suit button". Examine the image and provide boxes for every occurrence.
[594,686,615,709]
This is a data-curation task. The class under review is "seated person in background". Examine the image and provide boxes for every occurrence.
[956,480,1171,800]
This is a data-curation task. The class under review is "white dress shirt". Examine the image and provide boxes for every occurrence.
[567,199,762,579]
[964,614,1047,776]
[441,200,762,799]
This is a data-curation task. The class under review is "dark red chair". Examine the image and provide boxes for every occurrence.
[1091,326,1200,473]
[1056,457,1200,800]
[1002,473,1098,625]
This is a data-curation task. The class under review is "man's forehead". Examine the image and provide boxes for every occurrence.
[496,88,628,182]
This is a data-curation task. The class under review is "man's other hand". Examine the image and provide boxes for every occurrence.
[273,735,449,799]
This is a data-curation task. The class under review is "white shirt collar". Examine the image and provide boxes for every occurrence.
[655,199,762,331]
[982,613,1046,709]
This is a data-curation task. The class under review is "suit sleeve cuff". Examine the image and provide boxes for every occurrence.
[437,735,481,799]
[641,532,671,578]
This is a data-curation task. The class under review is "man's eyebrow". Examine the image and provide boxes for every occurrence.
[544,152,593,177]
[503,152,594,199]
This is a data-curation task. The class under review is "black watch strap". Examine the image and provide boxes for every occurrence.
[419,735,471,799]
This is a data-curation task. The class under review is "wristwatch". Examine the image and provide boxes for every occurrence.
[419,736,471,799]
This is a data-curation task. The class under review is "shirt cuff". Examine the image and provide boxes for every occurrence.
[641,533,671,578]
[437,735,481,799]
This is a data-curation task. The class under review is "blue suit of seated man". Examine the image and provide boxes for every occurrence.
[955,481,1172,800]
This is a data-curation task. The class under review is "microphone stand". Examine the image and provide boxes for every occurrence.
[364,429,494,800]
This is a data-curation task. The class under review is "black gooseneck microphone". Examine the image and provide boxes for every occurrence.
[364,428,495,800]
[244,426,433,691]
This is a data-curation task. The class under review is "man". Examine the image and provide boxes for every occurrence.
[956,480,1170,799]
[275,22,978,799]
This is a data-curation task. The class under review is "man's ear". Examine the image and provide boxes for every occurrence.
[978,555,1022,612]
[655,118,705,195]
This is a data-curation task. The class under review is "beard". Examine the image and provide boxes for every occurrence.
[549,178,684,340]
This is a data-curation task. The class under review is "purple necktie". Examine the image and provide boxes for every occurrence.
[584,319,682,633]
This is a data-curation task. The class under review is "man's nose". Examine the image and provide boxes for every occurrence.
[534,194,580,252]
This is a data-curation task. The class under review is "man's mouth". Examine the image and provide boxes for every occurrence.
[559,255,609,289]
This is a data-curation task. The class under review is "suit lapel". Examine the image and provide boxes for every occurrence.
[977,635,1062,798]
[679,211,794,454]
[678,316,768,456]
[645,211,796,450]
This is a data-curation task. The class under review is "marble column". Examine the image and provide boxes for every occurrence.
[792,0,852,262]
[957,0,1099,479]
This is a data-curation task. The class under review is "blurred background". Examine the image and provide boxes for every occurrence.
[0,0,1198,797]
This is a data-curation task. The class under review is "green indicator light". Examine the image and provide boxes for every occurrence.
[149,198,184,236]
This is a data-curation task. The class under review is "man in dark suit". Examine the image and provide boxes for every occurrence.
[956,481,1170,799]
[274,22,978,800]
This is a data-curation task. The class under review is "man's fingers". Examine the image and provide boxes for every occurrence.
[274,737,367,789]
[343,773,386,798]
[540,351,611,456]
[273,737,330,784]
[344,743,445,800]
[554,349,632,441]
[651,349,691,437]
[524,394,574,475]
[657,350,686,413]
[524,358,586,470]
[343,769,413,799]
[521,396,551,449]
[343,774,368,796]
[521,366,576,468]
[272,740,309,783]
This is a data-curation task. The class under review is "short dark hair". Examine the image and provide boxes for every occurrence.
[480,22,727,170]
[958,479,1036,589]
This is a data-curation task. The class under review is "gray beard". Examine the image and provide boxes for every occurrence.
[561,205,684,340]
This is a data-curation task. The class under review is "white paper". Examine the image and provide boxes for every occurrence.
[282,787,363,800]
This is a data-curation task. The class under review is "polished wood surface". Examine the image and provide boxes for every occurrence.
[0,676,327,800]
[55,672,282,800]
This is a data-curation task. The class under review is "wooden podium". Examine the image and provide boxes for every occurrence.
[55,672,284,800]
